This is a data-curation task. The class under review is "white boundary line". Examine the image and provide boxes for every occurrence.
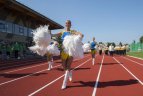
[28,58,92,96]
[127,55,143,60]
[3,55,90,74]
[92,55,104,96]
[0,61,46,70]
[122,56,143,67]
[5,63,47,73]
[0,55,92,86]
[0,65,61,86]
[113,57,143,85]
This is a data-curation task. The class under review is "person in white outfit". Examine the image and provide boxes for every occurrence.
[109,44,114,56]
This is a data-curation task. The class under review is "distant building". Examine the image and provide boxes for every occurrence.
[0,0,64,43]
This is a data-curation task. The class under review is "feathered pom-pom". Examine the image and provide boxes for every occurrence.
[63,35,84,59]
[29,25,51,56]
[32,25,51,48]
[47,42,60,56]
[83,43,90,53]
[29,45,47,56]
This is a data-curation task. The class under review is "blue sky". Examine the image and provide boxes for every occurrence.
[18,0,143,44]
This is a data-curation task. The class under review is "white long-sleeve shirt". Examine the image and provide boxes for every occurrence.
[109,45,114,51]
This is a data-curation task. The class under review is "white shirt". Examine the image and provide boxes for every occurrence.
[109,45,114,51]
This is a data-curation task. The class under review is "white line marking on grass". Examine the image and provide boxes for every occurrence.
[122,56,143,67]
[28,58,92,96]
[0,65,61,86]
[127,55,143,60]
[113,57,143,85]
[92,55,104,96]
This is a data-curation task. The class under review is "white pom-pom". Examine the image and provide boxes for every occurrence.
[83,43,90,52]
[32,25,51,48]
[29,25,51,56]
[63,35,84,59]
[29,45,47,56]
[47,42,60,56]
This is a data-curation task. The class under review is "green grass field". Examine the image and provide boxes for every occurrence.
[127,51,143,59]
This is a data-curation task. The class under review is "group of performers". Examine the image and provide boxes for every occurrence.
[29,20,129,90]
[29,20,86,89]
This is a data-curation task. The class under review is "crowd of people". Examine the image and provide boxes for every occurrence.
[93,43,129,56]
[0,40,31,60]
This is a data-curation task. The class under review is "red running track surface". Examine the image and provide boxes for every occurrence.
[0,54,143,96]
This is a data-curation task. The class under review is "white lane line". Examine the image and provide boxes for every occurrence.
[3,55,90,74]
[28,58,92,96]
[127,55,143,60]
[0,61,46,70]
[0,65,61,86]
[92,55,104,96]
[113,57,143,85]
[5,63,47,73]
[122,56,143,67]
[0,55,91,86]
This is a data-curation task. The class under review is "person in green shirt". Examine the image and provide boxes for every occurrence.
[12,42,20,59]
[6,44,11,59]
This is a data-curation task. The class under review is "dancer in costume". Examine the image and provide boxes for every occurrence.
[29,25,60,70]
[52,20,84,89]
[90,37,97,65]
[47,41,60,70]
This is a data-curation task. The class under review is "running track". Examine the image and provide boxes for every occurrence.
[0,54,143,96]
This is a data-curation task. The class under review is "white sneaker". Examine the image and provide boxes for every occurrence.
[61,70,69,89]
[69,71,72,82]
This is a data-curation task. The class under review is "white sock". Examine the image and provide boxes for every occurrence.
[48,61,51,70]
[69,71,72,82]
[51,61,53,68]
[61,70,69,89]
[92,58,95,65]
[52,58,54,62]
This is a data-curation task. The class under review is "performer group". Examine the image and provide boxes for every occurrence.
[29,20,129,90]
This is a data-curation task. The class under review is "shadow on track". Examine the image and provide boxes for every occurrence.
[67,79,138,88]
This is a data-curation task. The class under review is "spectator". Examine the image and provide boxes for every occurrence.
[6,44,11,59]
[12,42,20,59]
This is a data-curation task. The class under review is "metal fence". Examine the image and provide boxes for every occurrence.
[130,42,143,52]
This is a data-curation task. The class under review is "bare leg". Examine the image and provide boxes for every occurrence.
[91,50,95,65]
[47,53,52,70]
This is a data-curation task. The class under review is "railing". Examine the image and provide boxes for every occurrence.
[130,42,143,52]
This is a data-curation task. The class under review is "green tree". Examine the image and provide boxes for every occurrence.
[140,36,143,43]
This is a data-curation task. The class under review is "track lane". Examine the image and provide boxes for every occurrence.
[0,54,91,96]
[96,55,143,96]
[116,56,143,82]
[28,55,102,96]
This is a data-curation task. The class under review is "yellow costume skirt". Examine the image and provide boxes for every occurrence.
[61,51,70,60]
[91,49,96,54]
[47,52,52,61]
